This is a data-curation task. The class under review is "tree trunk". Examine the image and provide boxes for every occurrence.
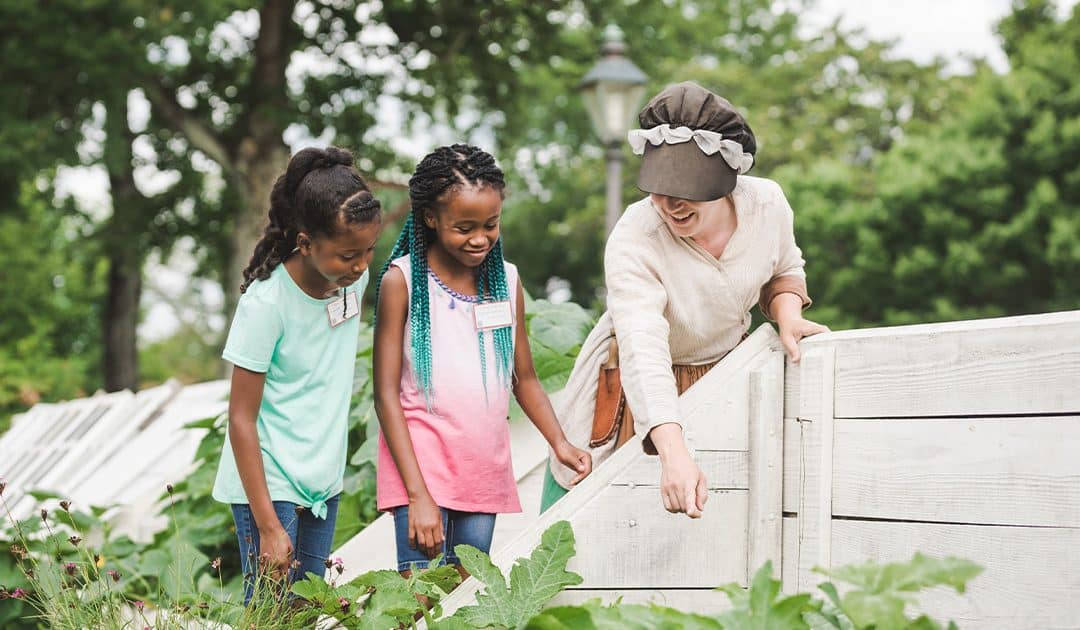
[223,0,294,315]
[102,92,142,392]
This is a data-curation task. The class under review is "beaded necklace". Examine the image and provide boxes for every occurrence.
[428,268,481,309]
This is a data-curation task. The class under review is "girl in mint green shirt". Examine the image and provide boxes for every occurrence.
[212,146,381,604]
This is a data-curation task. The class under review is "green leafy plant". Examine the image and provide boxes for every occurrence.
[449,520,583,629]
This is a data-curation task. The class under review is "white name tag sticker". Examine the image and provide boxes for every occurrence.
[327,291,359,328]
[474,300,513,331]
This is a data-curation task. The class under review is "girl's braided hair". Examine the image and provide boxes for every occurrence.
[241,146,381,293]
[375,144,513,404]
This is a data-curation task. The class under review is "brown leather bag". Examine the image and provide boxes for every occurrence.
[589,338,630,448]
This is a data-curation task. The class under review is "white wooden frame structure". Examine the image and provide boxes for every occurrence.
[1,380,229,541]
[435,311,1080,628]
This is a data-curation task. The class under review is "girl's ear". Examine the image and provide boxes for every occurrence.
[422,209,437,230]
[296,232,313,256]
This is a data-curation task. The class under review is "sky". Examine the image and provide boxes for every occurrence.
[56,0,1074,342]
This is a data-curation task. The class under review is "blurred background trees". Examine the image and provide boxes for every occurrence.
[0,0,1077,426]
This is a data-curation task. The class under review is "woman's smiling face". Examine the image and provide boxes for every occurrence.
[649,193,727,238]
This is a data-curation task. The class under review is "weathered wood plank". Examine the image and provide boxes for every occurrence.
[812,311,1080,418]
[680,325,782,451]
[569,487,749,588]
[794,348,835,592]
[747,352,785,581]
[614,450,749,490]
[548,588,734,614]
[782,417,801,514]
[831,519,1080,629]
[832,416,1080,528]
[781,516,798,594]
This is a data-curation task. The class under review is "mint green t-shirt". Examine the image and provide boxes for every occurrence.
[212,264,368,519]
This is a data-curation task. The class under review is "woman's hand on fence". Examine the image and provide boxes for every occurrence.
[777,316,829,363]
[408,494,444,559]
[554,441,593,486]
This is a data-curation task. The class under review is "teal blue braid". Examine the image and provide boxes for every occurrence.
[373,213,435,406]
[408,218,434,405]
[477,239,515,391]
[374,214,414,316]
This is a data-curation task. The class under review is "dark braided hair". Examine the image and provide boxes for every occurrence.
[241,146,381,293]
[375,144,513,405]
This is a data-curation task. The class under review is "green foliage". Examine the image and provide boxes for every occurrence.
[527,600,724,629]
[451,520,583,629]
[716,562,816,629]
[524,298,597,392]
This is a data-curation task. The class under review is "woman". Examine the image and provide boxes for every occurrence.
[543,81,828,517]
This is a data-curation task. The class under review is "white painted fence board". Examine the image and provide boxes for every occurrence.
[781,516,798,594]
[831,519,1080,629]
[681,325,782,451]
[548,588,733,614]
[782,417,800,514]
[832,416,1080,527]
[614,450,748,490]
[569,487,748,588]
[794,348,835,592]
[807,311,1080,418]
[746,353,785,581]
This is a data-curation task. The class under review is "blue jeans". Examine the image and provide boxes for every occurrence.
[391,505,496,572]
[231,495,340,605]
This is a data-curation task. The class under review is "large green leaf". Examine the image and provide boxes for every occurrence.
[716,562,814,630]
[452,520,583,629]
[528,301,594,355]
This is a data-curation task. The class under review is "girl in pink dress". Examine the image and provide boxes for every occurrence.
[372,144,592,576]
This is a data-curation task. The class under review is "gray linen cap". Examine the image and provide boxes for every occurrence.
[635,81,757,201]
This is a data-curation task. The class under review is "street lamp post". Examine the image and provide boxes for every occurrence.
[579,24,648,236]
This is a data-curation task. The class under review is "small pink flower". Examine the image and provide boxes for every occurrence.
[332,556,344,568]
[134,600,145,611]
[210,557,221,571]
[64,562,76,576]
[107,569,120,583]
[338,596,350,612]
[12,588,27,599]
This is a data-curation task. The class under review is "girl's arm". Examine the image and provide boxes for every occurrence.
[510,278,592,485]
[373,267,443,559]
[228,367,293,573]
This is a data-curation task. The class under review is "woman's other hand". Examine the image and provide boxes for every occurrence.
[650,423,708,518]
[554,441,593,486]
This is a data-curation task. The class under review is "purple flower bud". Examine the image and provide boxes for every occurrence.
[59,500,71,512]
[134,600,145,611]
[64,562,76,575]
[107,569,120,583]
[12,588,27,599]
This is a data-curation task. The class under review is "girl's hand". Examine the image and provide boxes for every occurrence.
[257,522,293,578]
[554,441,593,486]
[777,316,829,363]
[408,494,444,559]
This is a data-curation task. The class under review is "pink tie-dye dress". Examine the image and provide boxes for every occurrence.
[376,255,522,514]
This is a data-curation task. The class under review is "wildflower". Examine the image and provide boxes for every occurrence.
[176,603,190,613]
[338,596,350,613]
[64,562,77,576]
[10,544,27,560]
[40,508,48,522]
[197,602,209,610]
[166,483,174,494]
[68,535,82,547]
[332,556,345,574]
[0,480,6,496]
[134,600,145,611]
[107,569,120,583]
[24,567,34,579]
[12,588,27,599]
[210,557,221,572]
[0,587,8,600]
[290,559,301,570]
[95,554,105,567]
[59,500,71,512]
